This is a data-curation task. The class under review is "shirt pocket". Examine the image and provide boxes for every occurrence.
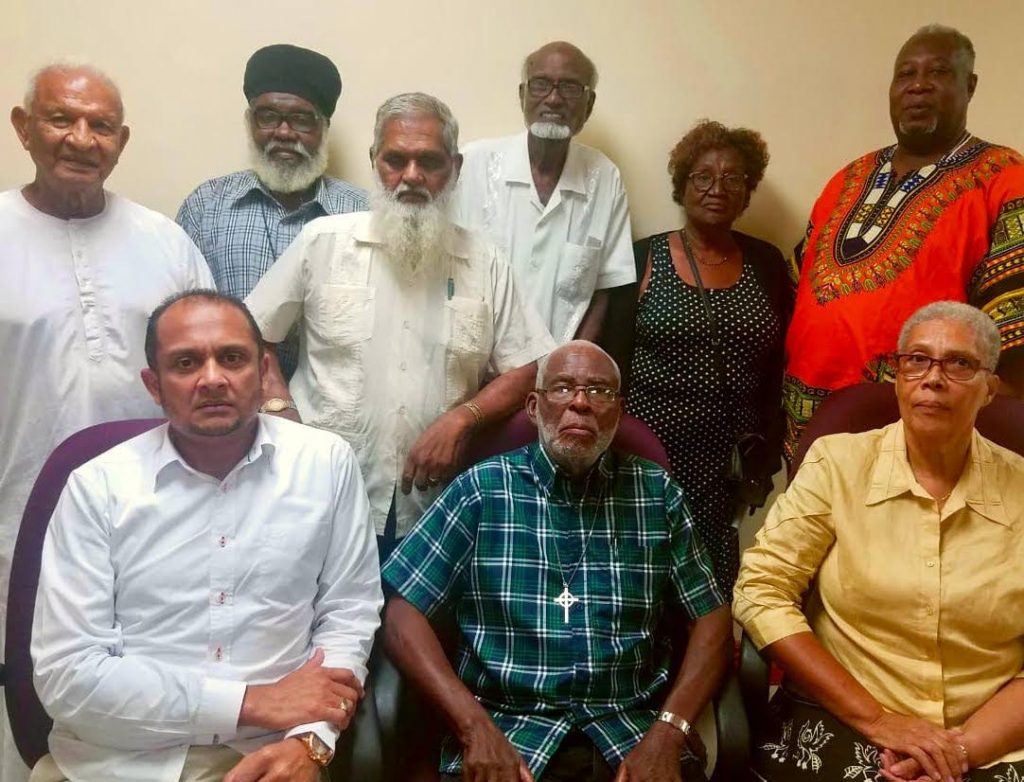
[596,531,671,630]
[555,241,603,303]
[257,514,327,591]
[310,284,375,347]
[443,296,493,407]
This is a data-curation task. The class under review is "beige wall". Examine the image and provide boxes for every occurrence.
[2,0,1021,250]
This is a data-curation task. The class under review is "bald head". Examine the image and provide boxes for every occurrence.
[23,63,123,120]
[521,41,598,89]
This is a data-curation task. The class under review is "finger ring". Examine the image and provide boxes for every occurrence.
[958,743,968,758]
[340,698,351,712]
[428,476,440,484]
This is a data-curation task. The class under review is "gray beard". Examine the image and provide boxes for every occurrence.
[369,175,456,279]
[529,121,572,140]
[536,414,614,476]
[248,135,328,194]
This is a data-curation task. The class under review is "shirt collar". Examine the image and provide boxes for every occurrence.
[229,170,331,213]
[504,131,587,195]
[154,416,277,486]
[527,441,616,497]
[354,211,472,259]
[865,420,1009,526]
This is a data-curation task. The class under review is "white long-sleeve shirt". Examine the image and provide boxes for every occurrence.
[32,415,383,782]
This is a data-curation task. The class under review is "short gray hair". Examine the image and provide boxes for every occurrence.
[370,92,458,158]
[24,61,123,118]
[897,301,1000,370]
[520,42,599,89]
[537,340,621,389]
[908,24,976,77]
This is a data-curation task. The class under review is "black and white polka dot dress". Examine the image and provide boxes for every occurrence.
[627,232,781,594]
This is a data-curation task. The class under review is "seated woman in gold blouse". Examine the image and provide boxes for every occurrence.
[734,301,1024,782]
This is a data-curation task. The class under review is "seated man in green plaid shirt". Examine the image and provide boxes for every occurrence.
[381,341,732,782]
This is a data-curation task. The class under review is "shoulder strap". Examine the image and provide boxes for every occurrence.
[680,231,724,379]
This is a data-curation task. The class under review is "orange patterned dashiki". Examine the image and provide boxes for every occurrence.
[782,139,1024,462]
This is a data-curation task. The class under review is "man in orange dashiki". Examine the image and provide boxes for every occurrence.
[783,24,1024,462]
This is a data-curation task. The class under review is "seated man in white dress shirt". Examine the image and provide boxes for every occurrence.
[30,291,383,782]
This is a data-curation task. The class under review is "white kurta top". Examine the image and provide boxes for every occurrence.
[246,211,555,536]
[453,132,636,343]
[32,417,383,782]
[0,189,212,782]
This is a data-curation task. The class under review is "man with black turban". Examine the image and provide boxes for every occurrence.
[177,43,366,379]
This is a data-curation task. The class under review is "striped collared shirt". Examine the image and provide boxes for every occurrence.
[176,170,366,376]
[382,442,723,777]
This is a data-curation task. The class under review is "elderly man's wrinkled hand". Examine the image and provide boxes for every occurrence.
[612,722,694,782]
[861,713,967,782]
[401,406,476,494]
[222,737,322,782]
[459,718,535,782]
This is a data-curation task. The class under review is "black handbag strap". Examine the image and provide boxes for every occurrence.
[680,230,725,380]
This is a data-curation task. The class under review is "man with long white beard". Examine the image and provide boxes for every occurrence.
[453,41,635,345]
[177,44,366,378]
[246,92,555,556]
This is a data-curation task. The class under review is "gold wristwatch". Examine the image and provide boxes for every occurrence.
[259,397,297,414]
[295,731,333,766]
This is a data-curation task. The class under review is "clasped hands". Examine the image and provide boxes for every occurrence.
[860,712,969,782]
[224,648,362,782]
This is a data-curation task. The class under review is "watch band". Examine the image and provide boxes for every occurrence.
[296,731,333,766]
[657,710,693,736]
[259,397,297,414]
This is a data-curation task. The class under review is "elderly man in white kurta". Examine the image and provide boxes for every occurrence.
[247,93,554,554]
[453,41,634,344]
[1,64,212,782]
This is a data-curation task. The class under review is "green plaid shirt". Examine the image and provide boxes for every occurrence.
[382,443,724,777]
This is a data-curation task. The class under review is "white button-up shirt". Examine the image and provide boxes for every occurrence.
[32,416,383,782]
[0,188,213,627]
[453,132,636,343]
[246,211,555,536]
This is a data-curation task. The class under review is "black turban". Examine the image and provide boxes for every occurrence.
[243,44,342,119]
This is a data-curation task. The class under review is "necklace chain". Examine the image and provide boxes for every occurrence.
[548,471,605,590]
[680,229,729,266]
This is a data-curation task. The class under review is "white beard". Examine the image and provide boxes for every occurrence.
[368,174,457,279]
[529,121,572,140]
[536,412,614,476]
[248,134,328,194]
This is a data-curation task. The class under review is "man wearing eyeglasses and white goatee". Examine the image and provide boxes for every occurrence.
[177,44,367,379]
[453,41,635,345]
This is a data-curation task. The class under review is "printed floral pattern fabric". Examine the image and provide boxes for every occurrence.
[782,140,1024,462]
[751,689,1024,782]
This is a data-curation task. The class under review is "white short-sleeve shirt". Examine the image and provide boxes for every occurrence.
[454,132,636,343]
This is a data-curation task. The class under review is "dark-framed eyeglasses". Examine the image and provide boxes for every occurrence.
[537,383,620,407]
[894,352,989,382]
[251,107,322,134]
[688,171,748,194]
[524,77,589,100]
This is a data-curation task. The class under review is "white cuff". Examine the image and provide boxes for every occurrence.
[285,721,341,752]
[196,678,247,735]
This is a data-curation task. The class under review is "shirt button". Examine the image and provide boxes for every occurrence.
[214,646,223,661]
[399,361,407,371]
[218,536,228,547]
[403,320,410,330]
[926,560,936,568]
[216,591,226,605]
[398,406,406,415]
[925,605,934,615]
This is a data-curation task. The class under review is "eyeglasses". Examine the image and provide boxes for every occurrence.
[251,108,321,134]
[525,78,589,100]
[894,352,989,382]
[537,383,620,407]
[688,171,748,194]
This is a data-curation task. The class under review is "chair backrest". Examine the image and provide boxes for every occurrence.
[789,383,1024,478]
[464,409,672,472]
[6,419,164,767]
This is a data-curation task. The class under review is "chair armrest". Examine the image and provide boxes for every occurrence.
[738,632,771,731]
[710,671,750,782]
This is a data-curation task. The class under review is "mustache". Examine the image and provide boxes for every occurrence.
[262,140,313,160]
[393,182,432,201]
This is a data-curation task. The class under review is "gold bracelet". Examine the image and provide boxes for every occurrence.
[461,401,484,428]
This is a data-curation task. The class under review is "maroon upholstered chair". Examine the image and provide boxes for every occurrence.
[5,419,163,767]
[463,408,672,470]
[789,382,1024,478]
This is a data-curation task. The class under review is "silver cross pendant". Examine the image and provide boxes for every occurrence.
[554,585,579,623]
